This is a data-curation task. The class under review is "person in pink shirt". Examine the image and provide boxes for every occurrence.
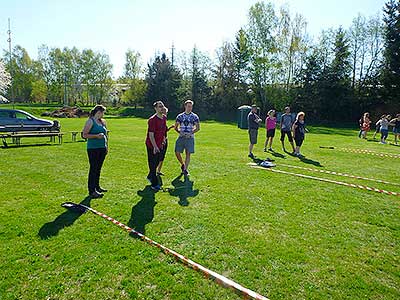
[264,109,277,152]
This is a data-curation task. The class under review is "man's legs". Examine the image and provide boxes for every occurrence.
[157,160,164,173]
[184,149,191,171]
[147,147,160,187]
[249,143,254,155]
[287,132,295,152]
[280,130,286,151]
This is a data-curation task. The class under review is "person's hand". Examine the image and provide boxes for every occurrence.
[153,146,160,154]
[97,133,105,139]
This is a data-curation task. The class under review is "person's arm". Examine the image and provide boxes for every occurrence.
[292,123,297,138]
[167,124,175,131]
[174,120,180,134]
[148,118,160,154]
[149,132,160,154]
[82,119,104,139]
[193,122,200,134]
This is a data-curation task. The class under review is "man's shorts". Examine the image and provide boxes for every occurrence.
[175,136,195,153]
[248,128,258,144]
[280,130,293,142]
[267,128,276,138]
[295,136,304,147]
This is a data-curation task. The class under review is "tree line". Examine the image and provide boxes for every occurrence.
[0,0,399,122]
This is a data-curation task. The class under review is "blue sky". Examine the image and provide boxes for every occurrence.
[0,0,387,77]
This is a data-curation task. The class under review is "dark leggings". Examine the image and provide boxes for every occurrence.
[147,146,162,187]
[87,148,107,193]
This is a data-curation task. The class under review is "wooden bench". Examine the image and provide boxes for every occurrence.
[70,131,110,142]
[1,131,64,147]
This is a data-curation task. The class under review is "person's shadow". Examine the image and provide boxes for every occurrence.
[128,186,157,235]
[168,175,199,206]
[269,150,285,158]
[297,155,323,167]
[38,196,92,239]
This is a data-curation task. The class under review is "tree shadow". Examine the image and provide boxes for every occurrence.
[38,196,92,239]
[168,175,199,207]
[128,186,157,235]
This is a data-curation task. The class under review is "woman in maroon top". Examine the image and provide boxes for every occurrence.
[146,101,167,191]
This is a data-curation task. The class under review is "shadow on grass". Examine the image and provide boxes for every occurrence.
[308,126,357,137]
[282,149,323,167]
[38,196,92,239]
[298,155,323,167]
[1,143,61,149]
[168,174,199,207]
[269,150,286,158]
[128,186,157,235]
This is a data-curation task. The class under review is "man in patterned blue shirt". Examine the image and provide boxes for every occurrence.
[174,100,200,176]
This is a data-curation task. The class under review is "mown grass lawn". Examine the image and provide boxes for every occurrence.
[0,116,399,300]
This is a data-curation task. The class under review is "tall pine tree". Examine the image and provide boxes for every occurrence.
[146,53,181,110]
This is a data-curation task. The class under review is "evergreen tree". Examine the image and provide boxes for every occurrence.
[295,49,323,119]
[319,27,353,120]
[146,53,181,110]
[381,0,400,105]
[190,47,212,113]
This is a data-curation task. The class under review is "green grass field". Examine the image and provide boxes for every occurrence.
[0,117,399,300]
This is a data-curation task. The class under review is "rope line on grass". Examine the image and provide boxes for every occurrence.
[81,204,270,300]
[249,164,400,197]
[320,146,400,159]
[278,163,400,186]
[341,148,400,158]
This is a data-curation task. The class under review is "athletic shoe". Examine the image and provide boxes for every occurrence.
[268,147,273,151]
[248,153,255,159]
[157,172,164,176]
[96,187,108,193]
[151,185,161,192]
[263,148,267,152]
[89,191,103,198]
[183,169,189,176]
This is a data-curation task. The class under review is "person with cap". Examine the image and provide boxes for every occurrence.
[247,104,262,159]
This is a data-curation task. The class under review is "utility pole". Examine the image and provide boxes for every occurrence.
[7,18,14,109]
[171,42,175,66]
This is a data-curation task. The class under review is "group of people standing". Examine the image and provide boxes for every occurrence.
[81,100,200,198]
[145,99,200,191]
[359,112,400,145]
[247,105,307,158]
